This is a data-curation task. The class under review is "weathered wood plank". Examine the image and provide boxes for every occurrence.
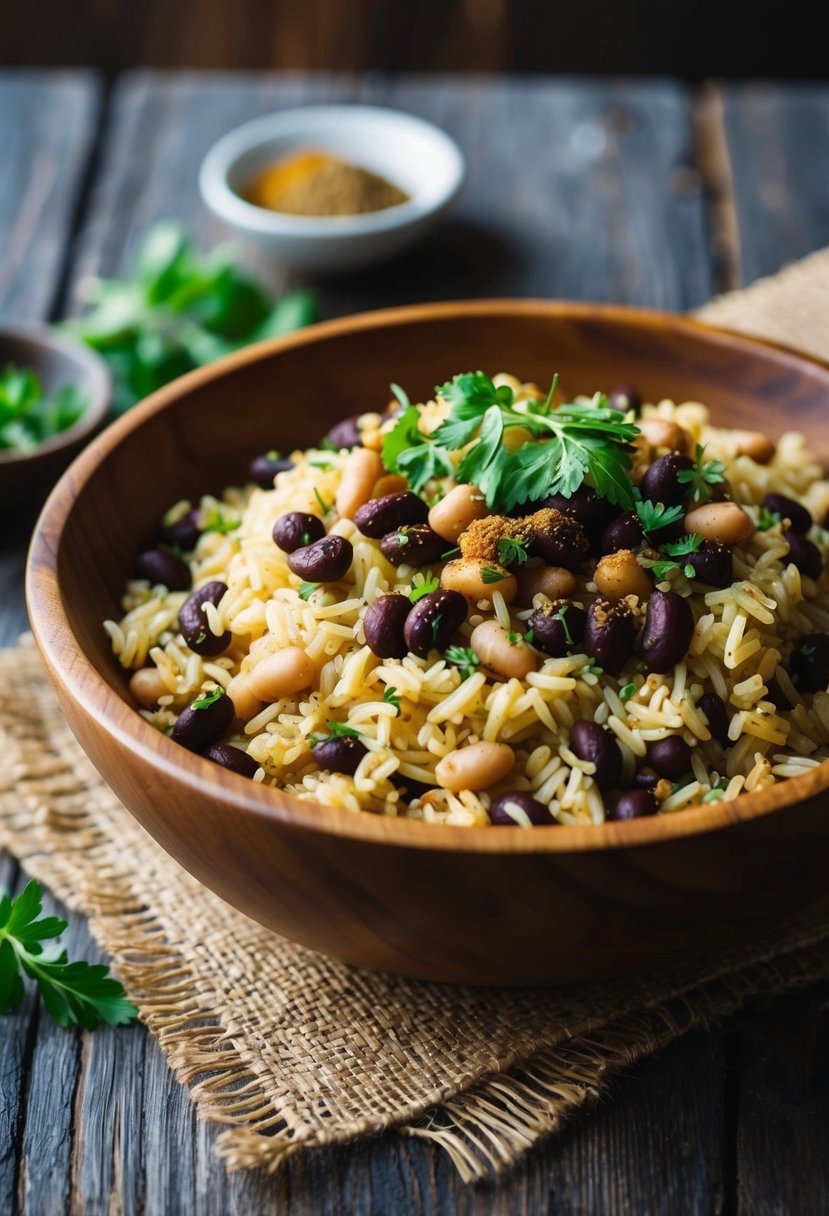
[719,85,829,286]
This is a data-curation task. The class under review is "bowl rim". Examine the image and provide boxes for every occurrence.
[198,104,466,238]
[26,298,829,854]
[0,323,111,467]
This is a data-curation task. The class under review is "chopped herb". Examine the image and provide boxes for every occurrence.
[382,686,402,714]
[0,879,137,1029]
[481,566,506,584]
[266,449,280,461]
[314,488,334,516]
[445,646,481,679]
[506,630,523,646]
[309,721,363,746]
[648,533,703,580]
[191,686,225,710]
[409,572,440,603]
[309,453,335,469]
[497,536,530,566]
[319,436,337,452]
[390,382,410,409]
[553,604,574,646]
[441,546,461,560]
[0,365,87,453]
[298,582,320,601]
[635,497,685,539]
[799,642,816,658]
[701,788,725,803]
[194,630,207,645]
[524,628,535,646]
[585,660,605,676]
[430,611,444,643]
[758,505,782,531]
[395,531,411,547]
[381,405,454,491]
[620,682,637,702]
[676,443,727,503]
[200,504,241,534]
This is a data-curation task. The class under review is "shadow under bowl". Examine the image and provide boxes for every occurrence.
[25,301,829,985]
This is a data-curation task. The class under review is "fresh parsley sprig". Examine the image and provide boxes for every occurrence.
[308,721,363,746]
[497,536,530,566]
[409,572,440,603]
[677,444,727,503]
[634,497,685,540]
[382,686,402,714]
[0,881,138,1030]
[646,533,704,580]
[444,646,481,680]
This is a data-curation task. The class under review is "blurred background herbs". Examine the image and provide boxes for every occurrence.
[0,364,86,452]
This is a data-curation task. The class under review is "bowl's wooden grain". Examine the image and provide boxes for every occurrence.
[26,301,829,985]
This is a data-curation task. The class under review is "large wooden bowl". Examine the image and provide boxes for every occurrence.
[26,302,829,985]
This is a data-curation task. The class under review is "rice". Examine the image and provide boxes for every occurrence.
[106,379,829,826]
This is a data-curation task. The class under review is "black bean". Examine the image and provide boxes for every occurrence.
[608,385,641,415]
[312,735,367,775]
[489,791,554,826]
[763,492,812,535]
[600,512,645,555]
[353,491,428,538]
[686,540,732,588]
[403,590,467,658]
[784,530,822,580]
[765,674,793,711]
[380,524,447,567]
[249,451,294,488]
[172,688,235,752]
[647,736,692,780]
[325,414,362,450]
[569,721,623,790]
[542,487,617,545]
[160,507,202,551]
[391,774,433,803]
[179,581,231,656]
[528,599,586,657]
[640,589,694,673]
[363,594,412,658]
[136,548,192,591]
[698,692,732,748]
[531,512,590,568]
[288,535,353,582]
[272,511,326,553]
[632,771,660,790]
[639,453,695,507]
[203,742,260,778]
[789,633,829,693]
[584,598,639,675]
[608,789,659,820]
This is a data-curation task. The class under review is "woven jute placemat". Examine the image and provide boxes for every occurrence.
[3,250,829,1181]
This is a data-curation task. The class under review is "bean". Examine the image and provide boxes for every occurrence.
[647,736,692,780]
[353,490,428,538]
[489,791,554,826]
[640,589,694,673]
[372,473,408,498]
[684,502,755,546]
[203,742,259,779]
[381,524,447,567]
[685,540,733,588]
[732,429,775,464]
[179,581,231,656]
[325,414,362,450]
[789,633,829,693]
[335,448,384,519]
[515,564,577,606]
[172,687,235,753]
[528,599,586,657]
[608,789,659,820]
[640,452,695,507]
[765,674,793,711]
[249,451,293,488]
[632,771,660,790]
[600,512,645,555]
[637,417,691,454]
[226,671,263,722]
[272,511,325,553]
[763,492,812,535]
[530,510,590,567]
[403,589,468,658]
[584,598,639,674]
[608,385,641,414]
[698,691,732,747]
[160,506,202,551]
[288,535,353,582]
[136,547,192,591]
[435,741,515,792]
[129,667,168,709]
[570,720,623,790]
[248,648,315,702]
[391,774,434,804]
[312,735,367,775]
[440,558,518,604]
[541,488,616,545]
[363,594,412,658]
[428,484,489,543]
[594,549,652,601]
[469,619,538,679]
[784,530,822,580]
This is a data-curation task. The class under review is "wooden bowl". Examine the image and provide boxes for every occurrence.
[0,325,111,506]
[26,302,829,986]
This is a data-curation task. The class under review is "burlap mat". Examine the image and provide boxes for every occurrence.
[3,251,829,1182]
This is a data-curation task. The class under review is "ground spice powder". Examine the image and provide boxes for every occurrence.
[246,150,410,217]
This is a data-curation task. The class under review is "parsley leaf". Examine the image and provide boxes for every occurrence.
[200,504,241,534]
[390,382,410,409]
[382,686,401,714]
[409,572,440,603]
[554,604,574,646]
[0,880,138,1029]
[309,721,362,746]
[647,533,703,580]
[444,646,481,679]
[314,488,334,516]
[620,682,637,702]
[758,505,782,531]
[635,498,685,539]
[677,443,727,503]
[497,536,530,566]
[481,566,507,584]
[191,686,225,710]
[298,582,320,601]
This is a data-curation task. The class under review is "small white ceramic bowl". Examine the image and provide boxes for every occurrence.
[199,105,465,274]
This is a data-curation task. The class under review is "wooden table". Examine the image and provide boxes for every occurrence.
[2,71,829,1215]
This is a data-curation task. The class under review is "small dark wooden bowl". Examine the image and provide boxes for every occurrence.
[26,302,829,985]
[0,325,111,506]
